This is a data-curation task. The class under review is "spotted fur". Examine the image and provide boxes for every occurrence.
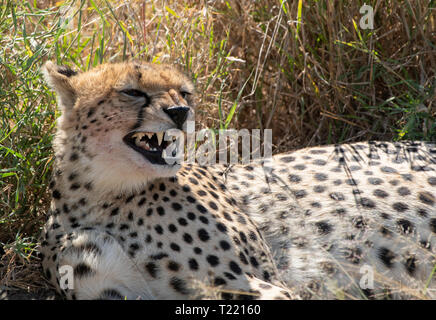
[40,61,436,300]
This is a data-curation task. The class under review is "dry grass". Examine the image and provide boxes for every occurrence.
[0,0,435,298]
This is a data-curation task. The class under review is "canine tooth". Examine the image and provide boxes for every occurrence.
[156,132,164,145]
[132,132,145,139]
[146,133,154,139]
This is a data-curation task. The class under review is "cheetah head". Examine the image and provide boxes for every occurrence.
[43,61,195,194]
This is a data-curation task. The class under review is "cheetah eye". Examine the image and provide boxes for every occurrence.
[180,91,191,100]
[120,89,148,98]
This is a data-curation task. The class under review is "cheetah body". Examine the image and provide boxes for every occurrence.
[40,61,436,299]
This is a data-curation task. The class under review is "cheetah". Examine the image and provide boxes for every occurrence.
[40,60,436,300]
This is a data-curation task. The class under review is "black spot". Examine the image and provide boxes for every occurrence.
[110,207,119,216]
[314,173,328,181]
[346,179,358,186]
[428,177,436,186]
[374,189,389,198]
[378,247,396,268]
[178,217,188,226]
[404,256,416,276]
[137,198,146,206]
[224,272,236,280]
[311,202,322,208]
[196,204,208,214]
[229,261,242,275]
[168,261,180,271]
[263,271,271,281]
[188,258,199,270]
[329,192,345,201]
[393,202,409,212]
[313,159,327,166]
[74,263,94,277]
[52,190,61,199]
[169,277,189,295]
[418,192,435,206]
[429,218,436,234]
[380,226,392,237]
[119,224,129,231]
[187,196,196,203]
[220,240,231,251]
[416,208,428,217]
[381,166,397,173]
[216,222,227,233]
[250,256,259,268]
[368,177,383,185]
[197,190,207,196]
[99,289,123,300]
[360,197,376,208]
[198,229,210,241]
[294,190,307,199]
[87,107,96,118]
[344,247,362,264]
[51,223,60,230]
[280,156,295,163]
[397,219,414,234]
[129,243,140,251]
[288,174,302,183]
[63,203,70,214]
[206,255,220,266]
[352,216,366,229]
[239,231,247,243]
[315,221,333,235]
[188,177,199,185]
[70,153,79,161]
[154,225,164,234]
[181,233,193,244]
[208,201,218,210]
[199,216,209,224]
[249,231,257,241]
[150,252,168,260]
[239,252,248,264]
[168,224,178,233]
[397,187,411,196]
[170,243,181,252]
[145,262,158,278]
[293,164,306,170]
[213,277,227,286]
[314,185,325,193]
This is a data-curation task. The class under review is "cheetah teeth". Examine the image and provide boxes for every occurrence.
[132,132,176,150]
[156,132,164,145]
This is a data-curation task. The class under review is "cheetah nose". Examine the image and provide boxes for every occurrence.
[163,106,190,129]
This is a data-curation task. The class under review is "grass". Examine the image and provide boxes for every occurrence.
[0,0,435,297]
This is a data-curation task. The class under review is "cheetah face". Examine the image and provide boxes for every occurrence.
[43,61,195,192]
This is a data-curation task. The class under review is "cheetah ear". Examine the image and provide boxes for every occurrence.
[43,61,79,110]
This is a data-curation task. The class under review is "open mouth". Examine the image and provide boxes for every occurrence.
[123,131,178,165]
